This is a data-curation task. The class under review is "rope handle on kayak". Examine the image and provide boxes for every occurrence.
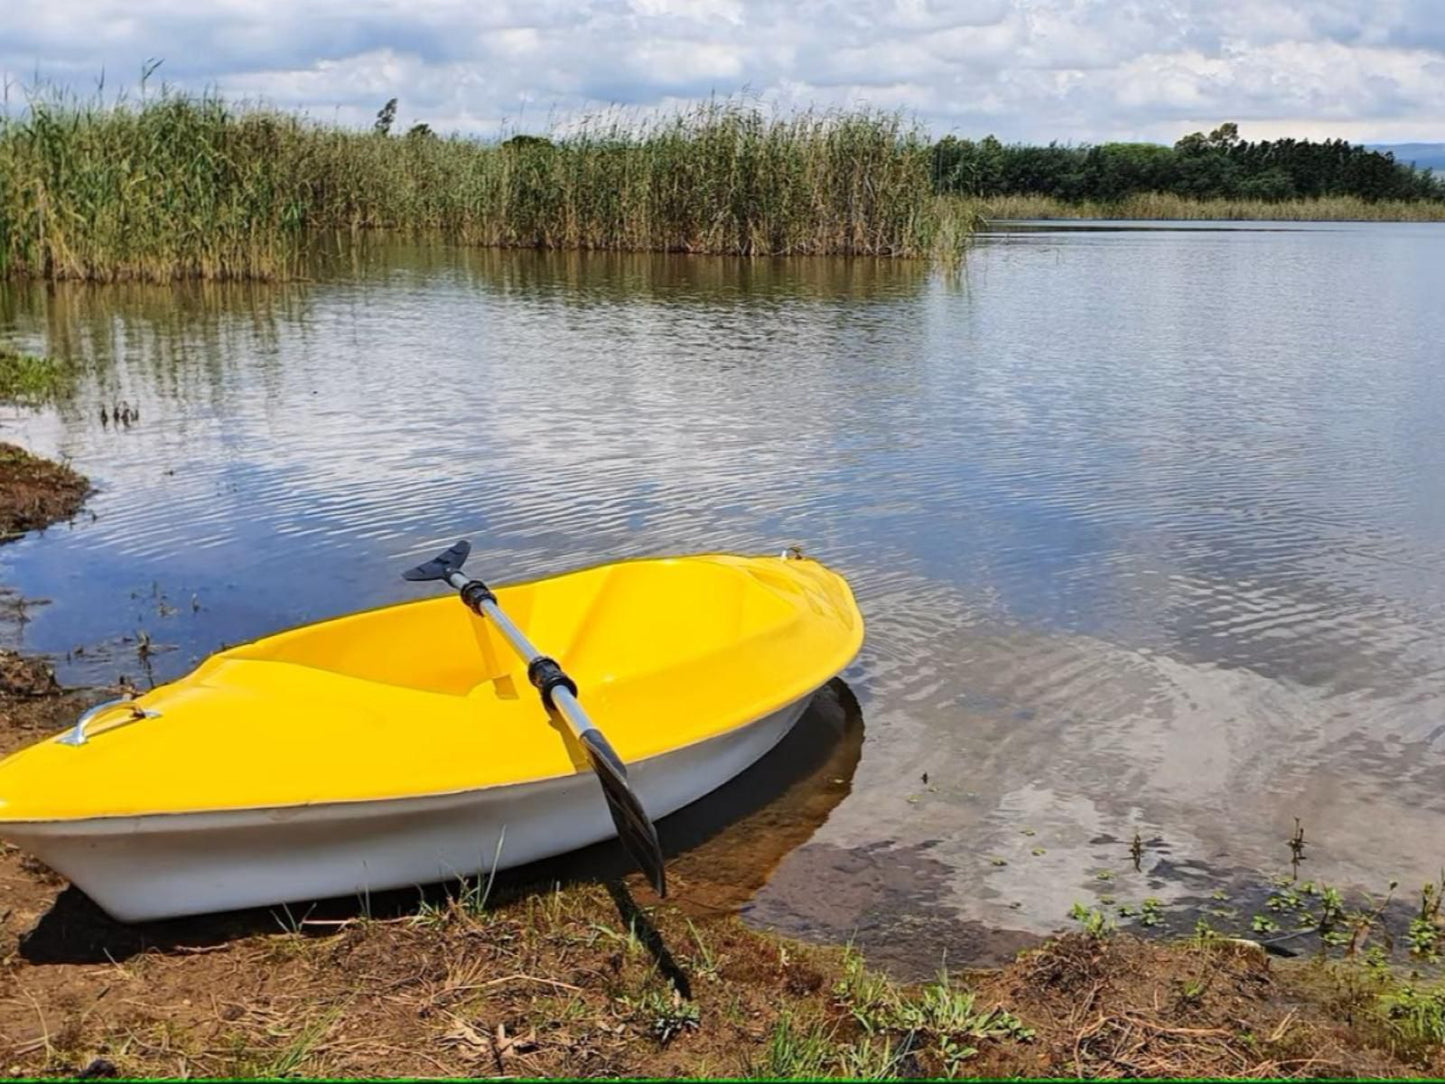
[57,696,161,746]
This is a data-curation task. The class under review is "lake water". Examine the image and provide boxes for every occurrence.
[3,222,1443,971]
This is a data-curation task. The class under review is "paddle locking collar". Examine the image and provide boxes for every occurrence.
[460,579,496,610]
[528,656,578,709]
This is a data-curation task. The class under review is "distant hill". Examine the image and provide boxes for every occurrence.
[1369,143,1445,173]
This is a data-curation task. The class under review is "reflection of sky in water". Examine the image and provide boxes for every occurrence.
[2,226,1445,958]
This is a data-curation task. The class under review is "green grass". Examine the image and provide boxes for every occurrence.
[752,1013,903,1080]
[231,1006,343,1078]
[0,345,68,404]
[825,946,1034,1076]
[971,191,1445,222]
[0,89,971,281]
[755,1013,847,1079]
[1382,983,1445,1055]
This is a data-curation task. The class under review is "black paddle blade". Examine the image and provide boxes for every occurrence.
[402,539,471,582]
[579,728,667,897]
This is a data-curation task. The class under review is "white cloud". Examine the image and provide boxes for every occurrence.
[2,0,1442,143]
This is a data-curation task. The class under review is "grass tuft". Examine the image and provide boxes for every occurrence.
[1382,983,1445,1054]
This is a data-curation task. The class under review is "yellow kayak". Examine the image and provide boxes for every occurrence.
[0,551,862,920]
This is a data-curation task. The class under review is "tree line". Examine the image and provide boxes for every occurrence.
[932,123,1444,203]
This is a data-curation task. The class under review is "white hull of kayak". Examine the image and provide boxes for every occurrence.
[9,693,815,922]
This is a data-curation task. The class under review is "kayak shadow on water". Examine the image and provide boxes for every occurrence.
[19,678,865,966]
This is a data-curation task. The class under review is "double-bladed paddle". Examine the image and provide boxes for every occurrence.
[402,540,666,897]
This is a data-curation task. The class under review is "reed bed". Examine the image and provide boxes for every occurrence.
[973,192,1445,222]
[0,92,968,281]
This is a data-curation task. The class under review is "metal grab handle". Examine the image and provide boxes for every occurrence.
[56,697,160,747]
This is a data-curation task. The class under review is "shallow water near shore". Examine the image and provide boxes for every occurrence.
[2,222,1444,970]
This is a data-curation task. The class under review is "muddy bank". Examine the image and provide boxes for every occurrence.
[0,443,89,544]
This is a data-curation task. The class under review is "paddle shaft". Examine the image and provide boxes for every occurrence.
[402,540,666,896]
[444,570,595,745]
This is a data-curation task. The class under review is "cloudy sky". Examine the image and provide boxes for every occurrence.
[4,0,1443,144]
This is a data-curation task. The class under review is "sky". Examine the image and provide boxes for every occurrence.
[3,0,1443,145]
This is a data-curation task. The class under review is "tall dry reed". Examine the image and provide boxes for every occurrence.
[0,91,970,281]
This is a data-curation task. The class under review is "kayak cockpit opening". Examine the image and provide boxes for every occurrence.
[215,559,798,698]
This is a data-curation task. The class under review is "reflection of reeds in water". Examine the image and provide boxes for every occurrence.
[0,243,940,416]
[0,271,313,407]
[288,234,941,302]
[1,91,971,281]
[431,246,937,305]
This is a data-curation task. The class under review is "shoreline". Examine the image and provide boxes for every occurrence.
[0,451,1442,1077]
[1,769,1440,1077]
[0,193,1438,289]
[0,194,1438,291]
[973,193,1445,223]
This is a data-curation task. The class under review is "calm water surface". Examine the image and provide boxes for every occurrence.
[3,223,1443,970]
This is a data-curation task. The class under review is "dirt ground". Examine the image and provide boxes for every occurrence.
[1,449,1443,1078]
[1,816,1440,1078]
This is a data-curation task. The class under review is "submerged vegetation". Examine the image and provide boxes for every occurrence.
[0,90,966,280]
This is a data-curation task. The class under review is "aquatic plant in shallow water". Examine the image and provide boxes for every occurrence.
[0,346,69,404]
